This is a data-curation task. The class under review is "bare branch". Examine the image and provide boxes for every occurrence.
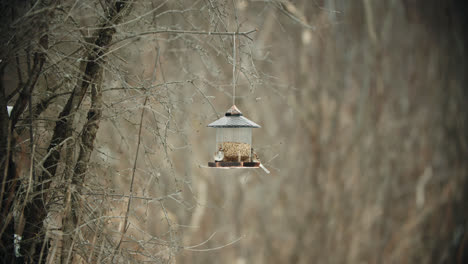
[115,28,258,45]
[112,96,148,260]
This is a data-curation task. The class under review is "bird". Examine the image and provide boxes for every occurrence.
[251,149,270,174]
[214,148,224,162]
[252,151,259,163]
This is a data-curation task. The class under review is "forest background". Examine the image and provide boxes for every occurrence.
[0,0,467,263]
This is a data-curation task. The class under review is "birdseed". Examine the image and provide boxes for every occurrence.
[220,142,251,162]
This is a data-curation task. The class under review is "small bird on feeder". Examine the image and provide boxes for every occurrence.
[214,148,224,162]
[252,149,270,174]
[252,151,259,163]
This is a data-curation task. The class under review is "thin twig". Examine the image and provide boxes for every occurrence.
[112,96,148,260]
[16,144,35,240]
[0,120,12,213]
[191,81,219,118]
[83,191,181,201]
[184,235,244,252]
[273,1,316,30]
[184,232,217,249]
[115,28,257,45]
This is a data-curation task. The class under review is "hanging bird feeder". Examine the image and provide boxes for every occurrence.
[207,105,268,172]
[202,32,270,173]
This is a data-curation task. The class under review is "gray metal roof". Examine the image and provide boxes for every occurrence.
[208,105,261,128]
[207,115,261,128]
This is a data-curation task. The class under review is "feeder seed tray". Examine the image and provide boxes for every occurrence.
[207,161,260,168]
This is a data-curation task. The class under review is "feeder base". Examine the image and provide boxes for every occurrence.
[208,161,260,168]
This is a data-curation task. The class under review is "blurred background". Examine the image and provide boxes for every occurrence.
[1,0,468,263]
[163,1,468,263]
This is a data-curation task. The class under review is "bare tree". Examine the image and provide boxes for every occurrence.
[0,0,259,263]
[2,0,468,264]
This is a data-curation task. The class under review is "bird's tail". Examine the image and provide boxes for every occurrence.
[260,164,270,174]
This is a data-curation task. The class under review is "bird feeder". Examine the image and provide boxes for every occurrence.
[207,105,263,168]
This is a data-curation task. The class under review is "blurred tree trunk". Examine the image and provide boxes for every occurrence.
[0,0,132,262]
[285,0,468,263]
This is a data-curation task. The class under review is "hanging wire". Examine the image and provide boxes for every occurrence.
[232,34,236,106]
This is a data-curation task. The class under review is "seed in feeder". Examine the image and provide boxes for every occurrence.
[220,142,251,162]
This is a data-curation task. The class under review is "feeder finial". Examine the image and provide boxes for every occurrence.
[225,105,242,116]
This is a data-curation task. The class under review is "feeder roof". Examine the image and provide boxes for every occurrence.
[208,105,261,128]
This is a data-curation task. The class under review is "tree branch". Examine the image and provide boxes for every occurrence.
[115,28,258,44]
[21,1,134,262]
[41,0,133,184]
[10,47,46,130]
[112,96,148,261]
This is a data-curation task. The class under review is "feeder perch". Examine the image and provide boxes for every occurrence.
[207,105,267,171]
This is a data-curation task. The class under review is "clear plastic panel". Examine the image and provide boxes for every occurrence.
[215,128,252,161]
[216,127,252,145]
